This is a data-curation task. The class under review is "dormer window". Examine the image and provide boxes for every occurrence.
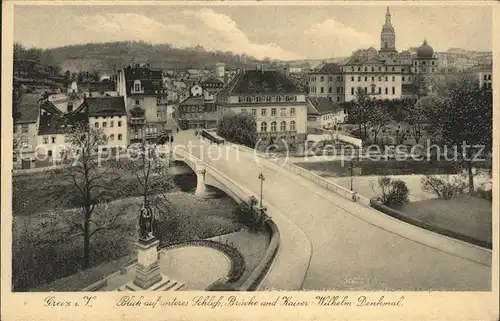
[133,80,142,92]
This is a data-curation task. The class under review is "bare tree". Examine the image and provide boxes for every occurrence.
[115,141,175,221]
[45,122,124,268]
[368,104,392,145]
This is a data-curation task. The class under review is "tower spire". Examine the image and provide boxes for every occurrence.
[385,6,391,25]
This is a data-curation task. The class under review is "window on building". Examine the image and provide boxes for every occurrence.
[48,150,52,157]
[358,67,361,71]
[364,87,368,94]
[102,122,107,128]
[271,121,277,132]
[358,76,361,81]
[118,134,123,140]
[385,76,388,81]
[118,121,122,127]
[385,87,388,94]
[371,67,375,72]
[379,76,382,81]
[351,76,354,81]
[290,120,296,131]
[135,99,140,106]
[260,122,267,132]
[402,76,405,81]
[364,77,367,81]
[241,109,248,115]
[21,124,29,133]
[51,137,56,144]
[371,86,375,94]
[290,108,296,116]
[271,108,277,116]
[276,96,282,102]
[280,121,286,131]
[488,74,492,80]
[336,97,340,102]
[392,76,395,81]
[280,108,286,116]
[134,83,141,91]
[392,87,395,95]
[252,109,257,116]
[392,67,395,71]
[379,67,382,71]
[43,137,48,144]
[95,122,99,128]
[422,61,426,65]
[110,134,115,141]
[329,87,333,93]
[364,67,368,71]
[351,88,354,95]
[378,87,382,94]
[67,103,73,112]
[319,87,323,93]
[261,108,267,116]
[110,121,114,127]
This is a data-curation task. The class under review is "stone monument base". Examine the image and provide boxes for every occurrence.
[117,274,184,291]
[115,237,185,291]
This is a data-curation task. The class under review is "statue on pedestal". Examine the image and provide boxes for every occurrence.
[139,203,154,241]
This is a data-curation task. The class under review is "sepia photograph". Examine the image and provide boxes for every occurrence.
[2,1,498,319]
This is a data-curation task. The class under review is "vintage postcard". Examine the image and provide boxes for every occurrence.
[1,1,498,320]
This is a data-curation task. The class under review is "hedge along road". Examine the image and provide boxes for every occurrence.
[173,130,491,291]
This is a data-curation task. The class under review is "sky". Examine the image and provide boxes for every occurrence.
[13,4,493,60]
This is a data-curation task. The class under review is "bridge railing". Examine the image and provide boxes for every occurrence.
[226,143,364,203]
[173,147,281,291]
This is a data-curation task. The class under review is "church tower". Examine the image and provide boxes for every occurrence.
[379,7,397,58]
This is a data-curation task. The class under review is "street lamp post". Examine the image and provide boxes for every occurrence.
[349,160,354,192]
[258,173,265,209]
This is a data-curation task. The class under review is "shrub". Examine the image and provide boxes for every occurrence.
[234,196,265,233]
[370,176,410,207]
[421,175,467,200]
[474,186,492,202]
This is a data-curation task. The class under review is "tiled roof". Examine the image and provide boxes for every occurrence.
[86,97,126,117]
[89,81,115,92]
[200,76,224,86]
[307,97,342,115]
[179,96,205,106]
[124,66,163,95]
[220,70,303,95]
[312,63,342,74]
[14,93,40,124]
[38,113,87,135]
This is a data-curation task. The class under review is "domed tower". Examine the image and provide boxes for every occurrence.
[379,7,397,58]
[412,39,440,98]
[412,39,438,74]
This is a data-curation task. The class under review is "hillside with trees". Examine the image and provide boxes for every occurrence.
[16,41,264,73]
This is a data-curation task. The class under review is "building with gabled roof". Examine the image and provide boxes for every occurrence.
[85,96,128,152]
[306,97,346,129]
[217,67,308,143]
[13,93,41,167]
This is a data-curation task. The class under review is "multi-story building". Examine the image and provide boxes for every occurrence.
[200,76,225,102]
[13,93,40,168]
[217,67,308,143]
[466,64,493,90]
[177,95,217,130]
[36,97,87,162]
[308,63,345,103]
[85,97,128,154]
[116,64,168,143]
[306,97,346,129]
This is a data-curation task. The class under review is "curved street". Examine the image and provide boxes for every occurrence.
[173,131,491,290]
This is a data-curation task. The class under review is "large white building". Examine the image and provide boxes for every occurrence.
[309,7,443,103]
[217,67,308,143]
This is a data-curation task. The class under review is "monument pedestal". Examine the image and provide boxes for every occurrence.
[116,238,184,291]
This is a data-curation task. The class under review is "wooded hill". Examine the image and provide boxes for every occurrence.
[25,41,264,72]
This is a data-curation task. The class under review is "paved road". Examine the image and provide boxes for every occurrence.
[173,130,491,290]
